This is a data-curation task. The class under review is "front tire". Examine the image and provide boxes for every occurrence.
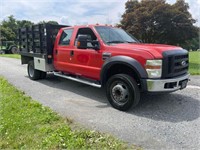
[106,74,140,111]
[27,60,41,80]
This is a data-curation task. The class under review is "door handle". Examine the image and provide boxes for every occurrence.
[55,50,58,55]
[70,50,74,57]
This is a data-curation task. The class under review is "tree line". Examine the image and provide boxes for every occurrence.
[0,0,199,50]
[119,0,199,50]
[0,15,58,42]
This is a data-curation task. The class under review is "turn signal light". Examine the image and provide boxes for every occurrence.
[145,65,161,69]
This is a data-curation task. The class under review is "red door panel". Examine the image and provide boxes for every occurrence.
[70,49,102,80]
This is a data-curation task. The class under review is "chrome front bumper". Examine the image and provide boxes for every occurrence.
[145,74,190,92]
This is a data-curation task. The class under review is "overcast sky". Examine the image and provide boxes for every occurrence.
[0,0,199,27]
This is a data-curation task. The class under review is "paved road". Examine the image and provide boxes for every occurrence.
[0,57,200,150]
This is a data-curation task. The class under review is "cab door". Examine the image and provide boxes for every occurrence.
[54,28,74,72]
[69,27,102,80]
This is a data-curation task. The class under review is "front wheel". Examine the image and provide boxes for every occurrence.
[106,74,140,111]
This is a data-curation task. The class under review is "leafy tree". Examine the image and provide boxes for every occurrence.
[0,15,60,42]
[0,15,34,41]
[38,21,59,25]
[169,0,197,46]
[0,26,15,41]
[17,20,34,28]
[1,15,18,41]
[119,0,198,48]
[1,15,17,32]
[182,27,200,50]
[47,21,59,25]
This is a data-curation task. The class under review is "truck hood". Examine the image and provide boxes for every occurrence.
[110,43,183,58]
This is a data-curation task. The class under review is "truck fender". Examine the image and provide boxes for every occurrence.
[100,56,148,85]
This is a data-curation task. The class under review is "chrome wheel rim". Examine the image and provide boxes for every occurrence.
[28,64,34,77]
[111,82,129,105]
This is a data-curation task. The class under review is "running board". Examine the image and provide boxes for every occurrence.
[53,72,101,88]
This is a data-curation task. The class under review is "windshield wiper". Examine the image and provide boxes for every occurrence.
[125,41,137,43]
[107,41,126,44]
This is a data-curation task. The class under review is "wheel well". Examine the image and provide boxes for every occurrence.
[103,64,141,88]
[21,56,33,64]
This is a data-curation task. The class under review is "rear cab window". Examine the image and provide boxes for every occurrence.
[59,29,74,46]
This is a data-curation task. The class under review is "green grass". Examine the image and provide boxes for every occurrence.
[0,77,137,149]
[189,51,200,75]
[0,54,21,59]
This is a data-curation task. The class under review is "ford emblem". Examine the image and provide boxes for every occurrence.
[181,61,186,66]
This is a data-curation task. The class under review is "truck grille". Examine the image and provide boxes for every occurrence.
[162,50,189,78]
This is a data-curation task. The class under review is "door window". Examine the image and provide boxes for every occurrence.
[74,28,97,48]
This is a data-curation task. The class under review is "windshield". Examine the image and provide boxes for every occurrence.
[95,26,138,44]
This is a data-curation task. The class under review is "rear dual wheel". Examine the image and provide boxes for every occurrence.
[28,60,46,80]
[106,74,140,111]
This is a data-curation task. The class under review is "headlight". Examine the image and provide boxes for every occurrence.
[145,60,162,78]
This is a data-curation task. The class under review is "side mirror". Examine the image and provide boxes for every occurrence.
[77,35,88,49]
[91,40,100,50]
[77,35,100,50]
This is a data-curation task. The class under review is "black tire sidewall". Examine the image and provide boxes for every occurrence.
[106,74,140,111]
[27,61,41,80]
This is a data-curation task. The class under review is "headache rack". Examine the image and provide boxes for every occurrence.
[18,23,69,64]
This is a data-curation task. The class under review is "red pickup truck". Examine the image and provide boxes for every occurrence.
[19,23,189,111]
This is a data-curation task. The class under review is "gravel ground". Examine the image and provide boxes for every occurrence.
[0,57,200,150]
